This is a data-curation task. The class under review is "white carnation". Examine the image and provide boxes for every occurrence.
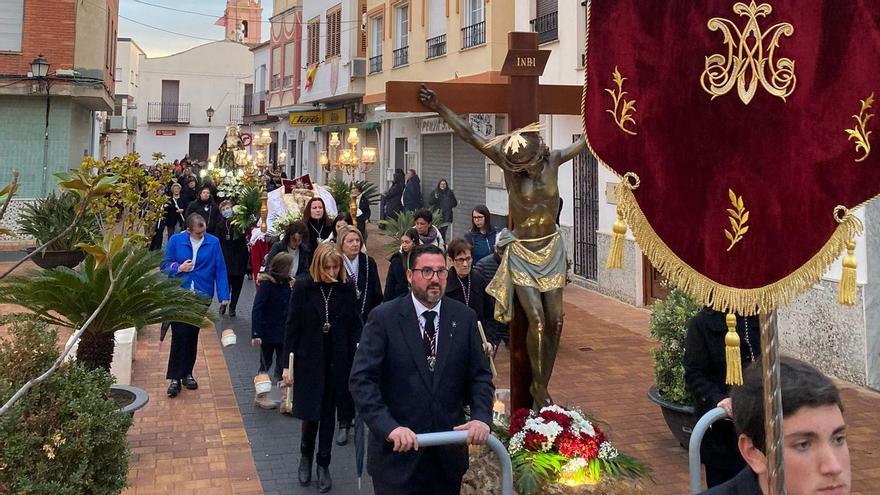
[524,417,563,451]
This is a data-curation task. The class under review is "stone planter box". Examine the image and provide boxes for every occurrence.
[65,327,138,385]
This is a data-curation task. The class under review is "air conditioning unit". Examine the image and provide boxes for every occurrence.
[351,58,366,78]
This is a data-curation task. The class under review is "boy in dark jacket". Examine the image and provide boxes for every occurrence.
[251,253,293,409]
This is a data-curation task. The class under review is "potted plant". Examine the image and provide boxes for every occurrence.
[17,190,99,269]
[0,318,132,494]
[646,287,702,448]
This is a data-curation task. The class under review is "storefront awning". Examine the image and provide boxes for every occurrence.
[312,121,381,132]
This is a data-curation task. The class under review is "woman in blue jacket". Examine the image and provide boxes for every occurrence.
[464,205,499,264]
[162,213,230,398]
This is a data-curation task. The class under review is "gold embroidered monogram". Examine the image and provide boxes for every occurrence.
[700,1,796,105]
[605,67,637,136]
[846,93,874,163]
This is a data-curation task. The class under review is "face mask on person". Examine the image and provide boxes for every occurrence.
[222,209,233,219]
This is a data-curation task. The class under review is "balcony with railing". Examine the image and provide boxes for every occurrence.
[369,54,383,73]
[531,11,559,44]
[147,102,191,124]
[461,21,486,49]
[393,46,409,67]
[426,34,447,59]
[229,104,244,124]
[244,91,268,116]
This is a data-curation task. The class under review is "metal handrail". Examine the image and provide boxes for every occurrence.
[416,431,513,495]
[688,407,729,494]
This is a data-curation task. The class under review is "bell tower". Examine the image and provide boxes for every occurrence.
[222,0,263,46]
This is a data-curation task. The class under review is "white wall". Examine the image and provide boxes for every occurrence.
[253,43,270,94]
[116,40,144,98]
[300,0,365,104]
[135,41,253,160]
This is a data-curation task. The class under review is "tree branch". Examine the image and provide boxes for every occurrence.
[0,196,92,280]
[0,255,126,417]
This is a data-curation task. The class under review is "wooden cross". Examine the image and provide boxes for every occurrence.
[386,32,583,410]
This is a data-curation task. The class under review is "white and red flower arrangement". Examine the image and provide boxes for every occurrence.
[500,405,648,493]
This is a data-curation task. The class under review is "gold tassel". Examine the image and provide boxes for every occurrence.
[839,239,857,305]
[606,205,627,269]
[725,313,743,386]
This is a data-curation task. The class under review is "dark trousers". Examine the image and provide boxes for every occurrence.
[300,375,337,467]
[372,450,464,495]
[259,342,284,382]
[228,274,245,310]
[149,220,166,251]
[439,225,449,243]
[166,322,199,380]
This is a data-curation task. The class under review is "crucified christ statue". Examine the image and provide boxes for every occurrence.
[419,85,586,407]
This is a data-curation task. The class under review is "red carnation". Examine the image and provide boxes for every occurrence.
[538,410,572,430]
[523,431,549,451]
[554,430,580,458]
[509,408,531,435]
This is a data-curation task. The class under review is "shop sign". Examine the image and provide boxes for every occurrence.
[322,109,346,125]
[155,129,176,136]
[420,116,453,134]
[289,111,323,126]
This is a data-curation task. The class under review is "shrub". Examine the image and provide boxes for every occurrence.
[649,287,701,405]
[17,191,99,250]
[0,319,132,495]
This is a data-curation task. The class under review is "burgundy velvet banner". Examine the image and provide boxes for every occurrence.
[584,0,880,293]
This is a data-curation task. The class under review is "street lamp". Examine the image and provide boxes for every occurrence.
[32,55,51,197]
[206,106,215,123]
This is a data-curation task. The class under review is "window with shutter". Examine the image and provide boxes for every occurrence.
[308,18,320,65]
[0,0,24,52]
[327,8,341,58]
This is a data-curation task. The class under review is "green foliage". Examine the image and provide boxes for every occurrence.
[230,185,262,239]
[511,451,569,495]
[0,247,215,370]
[649,287,701,405]
[82,154,174,245]
[17,191,99,250]
[326,179,381,212]
[0,319,132,495]
[377,209,445,250]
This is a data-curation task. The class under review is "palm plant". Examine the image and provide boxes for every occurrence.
[17,191,98,251]
[0,248,214,371]
[327,179,381,211]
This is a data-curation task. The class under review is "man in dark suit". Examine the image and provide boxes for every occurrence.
[350,244,495,495]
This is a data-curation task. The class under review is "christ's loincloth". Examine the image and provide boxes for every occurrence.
[485,228,568,324]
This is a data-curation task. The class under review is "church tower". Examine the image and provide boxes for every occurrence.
[221,0,263,46]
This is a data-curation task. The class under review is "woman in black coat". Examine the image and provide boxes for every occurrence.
[382,169,405,219]
[683,308,761,488]
[282,243,362,492]
[251,253,292,386]
[428,179,458,240]
[444,238,494,344]
[384,228,420,301]
[217,201,249,317]
[304,196,334,254]
[265,220,311,278]
[185,186,222,235]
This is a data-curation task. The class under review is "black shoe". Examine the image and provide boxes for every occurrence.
[219,304,227,315]
[167,380,181,397]
[298,456,312,485]
[229,309,236,318]
[335,424,350,446]
[182,375,198,390]
[317,465,332,493]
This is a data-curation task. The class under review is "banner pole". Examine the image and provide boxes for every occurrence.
[759,311,786,495]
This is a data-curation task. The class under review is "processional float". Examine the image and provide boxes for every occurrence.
[585,2,880,493]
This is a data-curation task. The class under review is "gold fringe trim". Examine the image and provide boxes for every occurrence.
[839,239,858,305]
[606,205,627,268]
[724,313,743,386]
[616,186,864,316]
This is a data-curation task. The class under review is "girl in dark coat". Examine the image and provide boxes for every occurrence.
[265,220,311,278]
[217,200,249,317]
[185,187,222,235]
[683,308,761,488]
[464,204,499,264]
[251,253,292,391]
[283,243,362,492]
[428,179,458,240]
[383,228,420,301]
[383,169,405,219]
[329,212,353,244]
[304,196,334,254]
[445,238,494,344]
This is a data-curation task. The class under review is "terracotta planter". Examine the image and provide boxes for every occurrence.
[26,248,85,269]
[647,385,698,449]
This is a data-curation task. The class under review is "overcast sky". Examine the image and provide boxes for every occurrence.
[118,0,271,57]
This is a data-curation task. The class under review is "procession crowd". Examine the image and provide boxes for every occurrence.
[151,162,853,495]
